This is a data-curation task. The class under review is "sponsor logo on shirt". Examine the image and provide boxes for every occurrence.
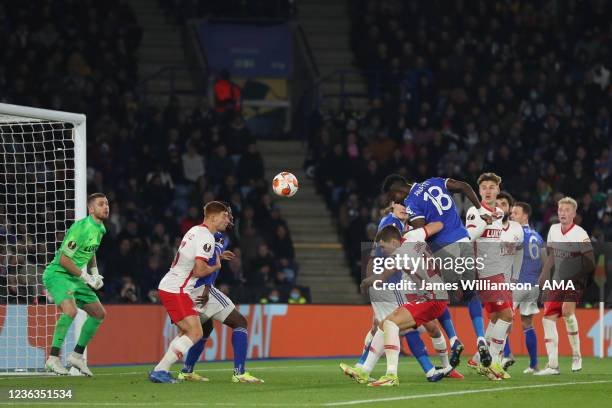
[481,228,502,239]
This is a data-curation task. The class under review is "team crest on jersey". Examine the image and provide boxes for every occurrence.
[68,241,77,250]
[203,243,212,252]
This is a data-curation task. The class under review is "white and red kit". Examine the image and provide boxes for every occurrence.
[544,223,592,316]
[158,224,215,323]
[466,203,512,313]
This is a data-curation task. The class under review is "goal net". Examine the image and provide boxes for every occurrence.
[0,103,86,374]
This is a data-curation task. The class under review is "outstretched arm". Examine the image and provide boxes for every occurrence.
[446,178,481,209]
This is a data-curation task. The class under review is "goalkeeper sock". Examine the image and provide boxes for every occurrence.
[542,318,559,368]
[404,331,434,374]
[75,316,103,350]
[468,297,485,338]
[183,337,208,374]
[564,314,581,357]
[362,329,384,374]
[437,308,457,343]
[355,330,374,369]
[232,327,248,375]
[382,320,400,375]
[431,335,450,368]
[51,314,75,355]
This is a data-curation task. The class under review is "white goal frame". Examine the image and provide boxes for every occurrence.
[0,103,87,374]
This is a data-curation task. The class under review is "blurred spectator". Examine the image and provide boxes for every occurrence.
[119,277,139,303]
[288,287,307,304]
[180,206,201,236]
[182,142,205,183]
[271,225,295,260]
[260,289,282,304]
[213,69,241,118]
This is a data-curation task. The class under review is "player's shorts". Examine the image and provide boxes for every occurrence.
[368,284,409,321]
[158,289,198,324]
[372,301,400,322]
[513,285,540,316]
[543,302,563,317]
[191,285,235,323]
[402,300,448,327]
[478,273,512,313]
[42,270,99,307]
[543,289,583,303]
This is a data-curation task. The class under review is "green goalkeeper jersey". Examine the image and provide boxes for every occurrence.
[44,215,106,275]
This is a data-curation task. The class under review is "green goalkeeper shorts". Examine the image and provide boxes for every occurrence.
[43,271,99,307]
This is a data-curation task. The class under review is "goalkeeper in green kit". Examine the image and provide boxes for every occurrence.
[43,193,109,376]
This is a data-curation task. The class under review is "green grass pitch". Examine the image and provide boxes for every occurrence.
[1,357,610,407]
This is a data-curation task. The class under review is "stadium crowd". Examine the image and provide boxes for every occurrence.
[0,0,301,305]
[307,0,611,294]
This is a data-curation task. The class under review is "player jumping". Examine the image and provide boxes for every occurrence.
[383,174,489,367]
[535,197,594,375]
[43,193,108,376]
[149,201,229,383]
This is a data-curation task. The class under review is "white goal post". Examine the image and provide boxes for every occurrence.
[0,103,87,374]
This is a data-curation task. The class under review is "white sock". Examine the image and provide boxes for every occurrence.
[489,320,511,365]
[154,335,194,372]
[485,322,493,346]
[356,330,375,369]
[383,320,400,375]
[473,323,494,362]
[564,314,581,357]
[431,335,450,368]
[362,329,385,374]
[542,318,559,368]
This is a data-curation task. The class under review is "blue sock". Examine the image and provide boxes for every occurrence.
[357,338,371,365]
[182,337,207,373]
[468,296,485,339]
[524,327,538,368]
[232,327,248,375]
[404,331,434,374]
[437,308,457,341]
[504,339,511,358]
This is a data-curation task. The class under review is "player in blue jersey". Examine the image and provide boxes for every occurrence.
[502,201,545,374]
[382,174,492,367]
[182,205,264,383]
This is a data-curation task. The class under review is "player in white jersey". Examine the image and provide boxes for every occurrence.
[535,197,594,376]
[495,192,524,371]
[464,174,517,380]
[363,225,453,387]
[149,201,230,384]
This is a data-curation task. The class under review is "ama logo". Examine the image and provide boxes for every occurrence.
[587,311,612,357]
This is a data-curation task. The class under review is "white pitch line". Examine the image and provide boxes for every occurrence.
[322,380,612,406]
[0,364,329,380]
[1,379,610,407]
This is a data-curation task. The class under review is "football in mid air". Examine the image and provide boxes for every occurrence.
[272,172,299,197]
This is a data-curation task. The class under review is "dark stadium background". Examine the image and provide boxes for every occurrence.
[1,0,610,310]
